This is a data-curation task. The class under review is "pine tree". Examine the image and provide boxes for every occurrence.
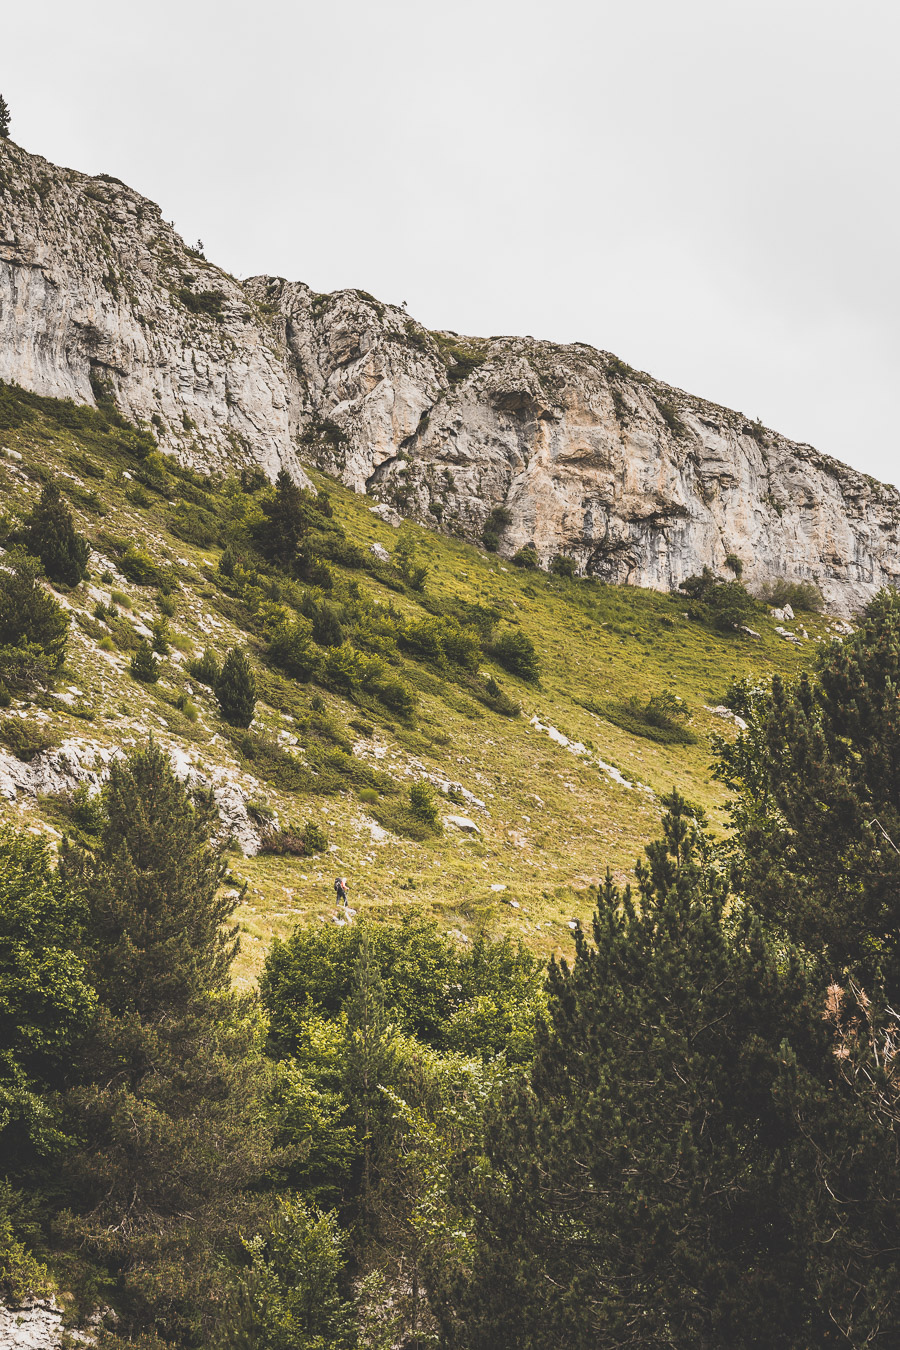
[215,645,256,726]
[0,95,9,140]
[715,587,900,996]
[129,637,160,683]
[57,746,277,1345]
[64,743,237,1018]
[444,795,839,1349]
[253,469,309,566]
[0,550,69,689]
[23,482,90,586]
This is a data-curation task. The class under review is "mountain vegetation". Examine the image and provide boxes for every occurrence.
[1,380,896,1345]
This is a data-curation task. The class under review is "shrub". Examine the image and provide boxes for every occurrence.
[215,647,257,727]
[175,287,225,319]
[170,503,219,547]
[358,787,379,805]
[130,639,160,683]
[511,546,540,570]
[371,675,416,718]
[409,781,439,826]
[481,675,520,717]
[187,648,220,686]
[23,482,90,586]
[491,629,540,683]
[0,551,69,689]
[176,695,199,722]
[482,505,511,550]
[157,592,176,617]
[550,554,576,578]
[259,820,330,857]
[0,719,56,762]
[98,636,115,652]
[724,552,743,578]
[151,617,170,654]
[267,615,320,682]
[759,577,825,612]
[119,544,163,586]
[110,588,131,608]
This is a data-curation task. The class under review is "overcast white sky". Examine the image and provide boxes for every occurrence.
[5,0,899,482]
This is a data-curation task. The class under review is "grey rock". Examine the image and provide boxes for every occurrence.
[445,814,480,832]
[3,137,899,615]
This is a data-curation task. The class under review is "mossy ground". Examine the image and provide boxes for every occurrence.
[0,397,831,983]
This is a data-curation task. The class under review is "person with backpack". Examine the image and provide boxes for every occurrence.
[334,876,348,908]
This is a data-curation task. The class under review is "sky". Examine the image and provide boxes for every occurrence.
[4,0,899,482]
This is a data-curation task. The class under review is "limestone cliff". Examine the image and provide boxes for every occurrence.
[2,136,898,614]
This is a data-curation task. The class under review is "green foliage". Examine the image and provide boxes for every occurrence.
[489,629,540,682]
[244,1196,357,1350]
[393,532,428,591]
[656,396,688,437]
[169,501,219,547]
[409,780,439,826]
[724,551,743,577]
[260,820,329,857]
[0,829,95,1158]
[584,689,698,745]
[23,482,90,586]
[510,546,539,570]
[0,94,10,140]
[119,543,164,586]
[150,616,170,654]
[215,646,257,727]
[549,553,576,577]
[187,647,220,686]
[679,566,760,631]
[174,286,225,319]
[715,588,900,997]
[759,576,825,612]
[0,719,56,762]
[0,551,69,690]
[262,915,543,1060]
[129,638,160,683]
[482,506,511,551]
[448,796,839,1348]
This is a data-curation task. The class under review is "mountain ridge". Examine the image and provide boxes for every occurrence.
[1,136,897,614]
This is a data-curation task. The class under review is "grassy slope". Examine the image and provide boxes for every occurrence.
[0,396,835,984]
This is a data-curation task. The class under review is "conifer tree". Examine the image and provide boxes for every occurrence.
[254,469,308,566]
[57,747,276,1345]
[0,95,9,140]
[716,587,900,995]
[215,645,256,726]
[444,794,839,1349]
[0,550,69,689]
[65,743,237,1018]
[23,482,90,586]
[129,637,160,683]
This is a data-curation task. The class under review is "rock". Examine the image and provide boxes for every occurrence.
[776,626,803,644]
[369,541,391,563]
[771,607,786,621]
[369,503,403,527]
[4,447,23,461]
[490,882,507,891]
[446,815,480,833]
[783,604,795,620]
[707,705,749,731]
[739,625,761,638]
[0,738,264,856]
[3,136,899,614]
[0,1299,92,1348]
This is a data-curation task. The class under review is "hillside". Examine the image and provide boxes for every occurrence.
[0,382,838,982]
[1,134,898,614]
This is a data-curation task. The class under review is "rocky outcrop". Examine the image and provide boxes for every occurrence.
[0,138,309,483]
[3,137,899,614]
[256,280,900,615]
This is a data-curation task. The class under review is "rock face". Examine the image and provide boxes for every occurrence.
[0,139,308,483]
[3,137,899,614]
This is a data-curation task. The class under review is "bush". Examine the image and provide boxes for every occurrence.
[151,617,170,654]
[511,546,540,570]
[23,482,90,586]
[260,820,330,857]
[170,503,219,547]
[409,780,439,826]
[679,568,760,632]
[759,577,825,612]
[0,551,69,689]
[119,544,163,586]
[187,648,220,686]
[110,588,131,608]
[482,505,511,550]
[550,554,576,578]
[0,719,56,762]
[267,616,319,682]
[491,629,540,683]
[130,639,160,683]
[215,647,257,727]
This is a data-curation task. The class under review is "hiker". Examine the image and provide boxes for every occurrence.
[334,875,349,908]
